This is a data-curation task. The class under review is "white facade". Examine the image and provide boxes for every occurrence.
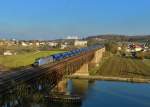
[126,46,143,52]
[135,47,143,52]
[74,40,87,47]
[61,44,67,49]
[21,42,28,46]
[29,43,33,46]
[3,51,13,56]
[48,42,58,47]
[118,47,121,50]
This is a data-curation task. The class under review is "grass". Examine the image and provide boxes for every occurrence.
[0,50,65,69]
[95,56,150,79]
[143,59,150,67]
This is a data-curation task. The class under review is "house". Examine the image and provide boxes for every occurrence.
[39,42,45,45]
[48,42,58,47]
[74,40,87,47]
[35,42,40,46]
[21,42,28,46]
[60,44,67,49]
[127,44,144,52]
[135,45,143,52]
[3,51,13,56]
[29,42,33,46]
[118,46,122,51]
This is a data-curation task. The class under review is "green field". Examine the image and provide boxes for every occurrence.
[143,59,150,67]
[96,56,150,79]
[0,50,65,69]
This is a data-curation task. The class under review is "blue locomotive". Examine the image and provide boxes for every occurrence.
[33,45,102,67]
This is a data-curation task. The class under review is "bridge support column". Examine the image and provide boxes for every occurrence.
[73,63,89,76]
[72,47,105,76]
[90,48,105,67]
[52,79,67,92]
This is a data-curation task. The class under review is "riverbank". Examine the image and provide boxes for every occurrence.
[65,75,150,83]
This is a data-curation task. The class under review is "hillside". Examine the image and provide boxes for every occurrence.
[87,34,150,42]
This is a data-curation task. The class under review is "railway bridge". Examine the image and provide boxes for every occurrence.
[0,46,105,96]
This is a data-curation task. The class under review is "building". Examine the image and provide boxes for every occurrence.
[35,42,40,46]
[134,45,143,52]
[21,42,28,46]
[48,42,58,47]
[60,44,67,49]
[74,40,87,47]
[29,42,33,46]
[3,51,13,56]
[118,46,122,51]
[126,44,144,52]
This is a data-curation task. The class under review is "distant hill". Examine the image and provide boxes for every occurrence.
[86,34,150,42]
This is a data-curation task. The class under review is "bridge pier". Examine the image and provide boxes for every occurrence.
[73,47,105,76]
[90,48,105,67]
[52,79,67,92]
[73,63,89,76]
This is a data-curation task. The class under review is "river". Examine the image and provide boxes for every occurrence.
[1,79,150,107]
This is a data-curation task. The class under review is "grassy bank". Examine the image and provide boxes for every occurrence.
[95,56,150,79]
[65,75,150,83]
[0,50,65,70]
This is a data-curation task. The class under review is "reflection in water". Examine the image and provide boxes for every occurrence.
[0,77,88,107]
[1,78,150,107]
[71,79,88,96]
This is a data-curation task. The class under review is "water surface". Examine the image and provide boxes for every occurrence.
[1,79,150,107]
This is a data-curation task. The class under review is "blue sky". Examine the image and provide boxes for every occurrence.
[0,0,150,40]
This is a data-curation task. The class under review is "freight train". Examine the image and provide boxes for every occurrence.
[32,45,102,67]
